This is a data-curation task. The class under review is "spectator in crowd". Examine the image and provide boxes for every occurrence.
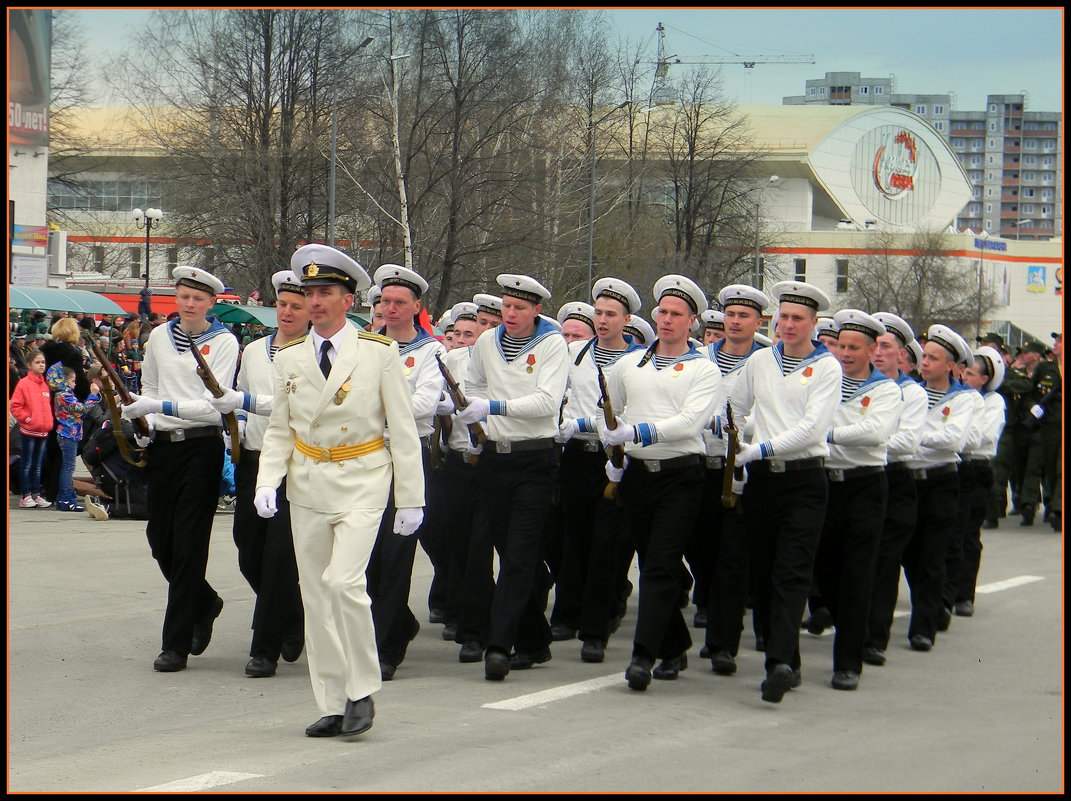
[45,363,101,512]
[11,348,54,507]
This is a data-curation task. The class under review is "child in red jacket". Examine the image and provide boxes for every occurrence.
[10,350,54,507]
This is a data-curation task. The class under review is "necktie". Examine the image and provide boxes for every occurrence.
[319,340,332,379]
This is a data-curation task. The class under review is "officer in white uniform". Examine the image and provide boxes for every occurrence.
[256,244,425,738]
[814,309,901,691]
[121,266,239,674]
[730,280,842,704]
[863,312,928,667]
[459,274,570,680]
[601,275,722,691]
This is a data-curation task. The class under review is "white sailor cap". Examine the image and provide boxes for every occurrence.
[291,243,371,293]
[770,280,831,313]
[473,293,503,317]
[926,324,973,365]
[700,309,725,330]
[374,263,429,298]
[873,312,916,348]
[718,284,770,315]
[450,301,479,324]
[271,269,305,297]
[367,285,383,305]
[653,274,707,315]
[623,314,655,345]
[436,311,454,331]
[973,345,1006,392]
[591,277,642,314]
[539,314,562,331]
[833,309,884,341]
[497,273,551,304]
[172,266,225,296]
[815,317,839,339]
[906,339,924,366]
[557,301,596,330]
[753,332,773,348]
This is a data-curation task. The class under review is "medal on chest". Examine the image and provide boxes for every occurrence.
[941,406,951,423]
[672,362,684,378]
[404,355,415,376]
[859,395,871,415]
[285,372,299,394]
[526,353,536,374]
[334,375,352,405]
[800,365,814,385]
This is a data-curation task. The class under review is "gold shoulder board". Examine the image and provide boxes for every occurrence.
[358,331,393,346]
[277,335,307,351]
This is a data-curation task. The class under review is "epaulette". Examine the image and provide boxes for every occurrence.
[358,331,393,346]
[277,335,307,351]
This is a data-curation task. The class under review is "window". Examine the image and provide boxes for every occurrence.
[874,86,883,94]
[987,155,995,165]
[1042,156,1054,167]
[1025,139,1037,150]
[989,122,997,131]
[953,138,964,148]
[127,247,141,279]
[1024,172,1036,181]
[793,258,806,282]
[93,246,105,272]
[819,87,826,95]
[808,87,817,95]
[986,203,993,212]
[835,259,849,293]
[989,104,997,112]
[1024,156,1037,165]
[915,105,927,115]
[1023,204,1035,214]
[988,139,996,148]
[1023,188,1035,198]
[934,121,944,131]
[971,156,982,167]
[933,105,944,115]
[986,171,993,180]
[858,86,868,94]
[1041,205,1052,215]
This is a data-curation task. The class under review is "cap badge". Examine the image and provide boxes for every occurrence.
[307,262,319,277]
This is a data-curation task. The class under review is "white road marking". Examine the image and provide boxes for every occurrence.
[136,771,263,792]
[975,575,1044,593]
[482,673,621,710]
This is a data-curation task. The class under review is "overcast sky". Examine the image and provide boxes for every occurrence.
[72,7,1064,111]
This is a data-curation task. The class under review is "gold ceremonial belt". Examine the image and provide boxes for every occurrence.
[295,435,385,463]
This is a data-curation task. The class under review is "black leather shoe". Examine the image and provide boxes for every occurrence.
[380,662,396,681]
[692,608,708,628]
[653,653,688,680]
[442,622,458,641]
[1020,503,1035,526]
[831,670,860,691]
[710,651,737,676]
[580,640,605,663]
[761,664,796,703]
[484,649,510,680]
[862,646,886,666]
[953,600,975,617]
[154,650,187,672]
[341,696,374,736]
[937,607,952,632]
[909,634,933,652]
[699,644,711,659]
[428,608,448,624]
[510,646,552,670]
[802,606,833,635]
[459,641,484,663]
[190,596,224,656]
[790,669,802,689]
[305,715,344,737]
[245,656,277,677]
[281,631,304,663]
[1048,511,1061,532]
[550,623,576,642]
[625,655,654,691]
[982,518,998,530]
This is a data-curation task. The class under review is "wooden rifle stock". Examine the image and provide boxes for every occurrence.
[435,353,487,448]
[91,337,150,439]
[721,401,744,508]
[596,364,626,500]
[187,338,241,465]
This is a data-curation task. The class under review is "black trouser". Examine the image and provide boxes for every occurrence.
[367,445,431,667]
[958,461,994,604]
[232,450,303,661]
[552,444,630,643]
[815,470,887,673]
[620,462,705,661]
[145,436,225,655]
[902,470,959,643]
[421,448,453,620]
[692,467,749,657]
[475,447,556,656]
[744,463,829,673]
[866,465,918,651]
[429,450,479,632]
[943,462,974,611]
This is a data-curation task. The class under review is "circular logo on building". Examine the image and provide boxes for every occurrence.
[872,130,918,199]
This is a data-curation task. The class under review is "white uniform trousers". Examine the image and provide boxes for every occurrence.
[290,492,387,716]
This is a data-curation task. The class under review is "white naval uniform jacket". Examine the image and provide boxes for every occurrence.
[602,342,722,461]
[907,380,976,470]
[257,327,425,512]
[390,327,447,440]
[701,339,765,458]
[885,372,928,465]
[465,318,570,442]
[232,333,278,452]
[961,389,1006,460]
[141,317,239,432]
[731,341,842,462]
[443,345,475,453]
[825,366,902,470]
[563,336,646,443]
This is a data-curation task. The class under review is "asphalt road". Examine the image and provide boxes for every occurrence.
[7,494,1064,793]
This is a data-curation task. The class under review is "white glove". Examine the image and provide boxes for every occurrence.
[133,412,155,449]
[122,393,164,419]
[458,396,490,425]
[731,466,748,495]
[557,418,580,444]
[254,486,278,518]
[1030,404,1045,419]
[223,429,232,452]
[735,443,762,467]
[222,419,246,451]
[209,388,246,415]
[435,393,456,416]
[394,507,424,536]
[602,418,635,448]
[605,455,629,483]
[466,440,484,457]
[237,418,247,442]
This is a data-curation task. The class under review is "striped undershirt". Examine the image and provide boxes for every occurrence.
[780,354,804,375]
[840,375,866,402]
[592,343,628,367]
[501,333,532,363]
[173,326,195,354]
[269,344,280,361]
[925,387,946,409]
[652,354,677,370]
[714,349,746,373]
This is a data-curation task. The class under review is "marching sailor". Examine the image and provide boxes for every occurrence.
[700,309,725,346]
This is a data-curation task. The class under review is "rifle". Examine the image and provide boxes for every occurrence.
[720,401,744,508]
[435,353,487,454]
[596,363,626,501]
[187,337,241,465]
[430,412,448,470]
[91,336,151,440]
[94,366,149,468]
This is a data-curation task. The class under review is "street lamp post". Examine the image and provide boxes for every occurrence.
[328,35,374,245]
[132,207,162,287]
[586,101,628,291]
[753,175,779,288]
